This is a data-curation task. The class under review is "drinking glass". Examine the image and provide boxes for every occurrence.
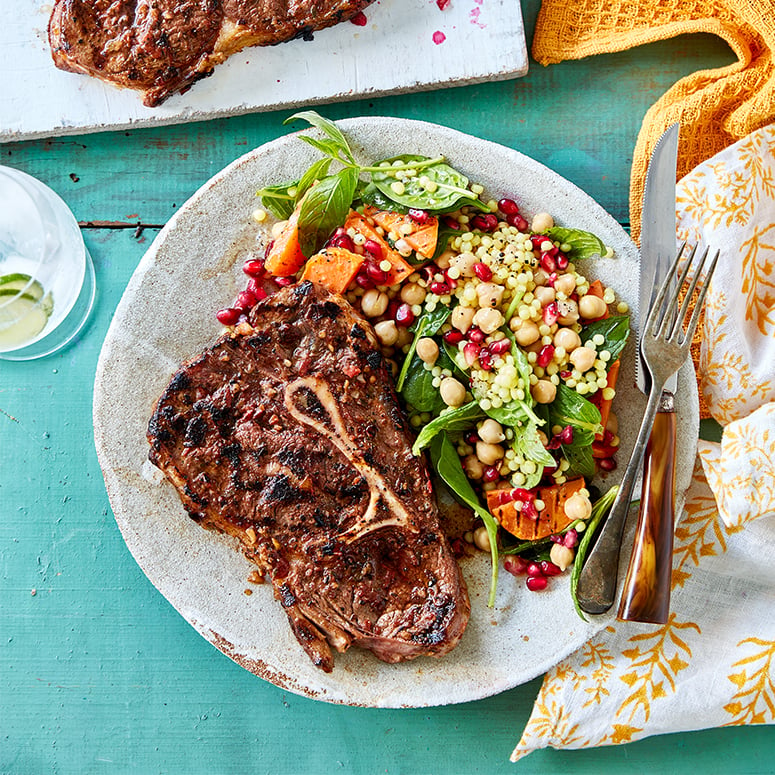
[0,166,95,361]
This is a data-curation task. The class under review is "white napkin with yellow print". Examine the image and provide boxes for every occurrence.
[512,125,775,761]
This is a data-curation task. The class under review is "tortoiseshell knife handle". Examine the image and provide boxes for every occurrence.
[617,404,676,624]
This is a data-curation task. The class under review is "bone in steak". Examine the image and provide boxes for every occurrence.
[49,0,375,107]
[147,282,470,671]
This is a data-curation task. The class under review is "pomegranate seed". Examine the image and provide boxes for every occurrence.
[482,465,500,483]
[275,276,294,287]
[603,429,615,444]
[330,233,355,252]
[550,533,563,544]
[560,370,572,379]
[559,425,574,444]
[478,350,493,371]
[599,457,618,472]
[504,555,529,576]
[419,265,437,283]
[242,258,265,277]
[522,500,539,521]
[443,329,464,345]
[540,561,563,577]
[363,239,384,260]
[473,262,493,281]
[536,344,555,368]
[248,284,268,302]
[530,235,547,249]
[465,432,479,445]
[542,302,559,325]
[408,208,430,223]
[350,10,367,25]
[527,576,548,591]
[498,198,519,215]
[395,303,415,328]
[443,216,461,230]
[563,529,579,549]
[507,213,529,231]
[429,280,450,295]
[526,562,543,578]
[236,290,258,310]
[468,327,486,344]
[264,239,275,257]
[463,342,481,366]
[442,270,458,289]
[512,488,533,501]
[556,253,569,270]
[471,213,498,233]
[386,299,401,320]
[215,307,241,326]
[366,263,389,284]
[540,252,557,273]
[355,272,375,290]
[547,272,558,288]
[542,463,558,476]
[489,338,511,355]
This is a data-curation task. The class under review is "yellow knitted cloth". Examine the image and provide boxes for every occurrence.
[532,0,775,242]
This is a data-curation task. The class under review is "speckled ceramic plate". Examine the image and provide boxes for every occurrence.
[93,118,699,708]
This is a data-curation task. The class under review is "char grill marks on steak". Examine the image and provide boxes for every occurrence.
[147,282,470,671]
[49,0,375,106]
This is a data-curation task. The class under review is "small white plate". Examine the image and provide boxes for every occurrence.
[93,118,699,707]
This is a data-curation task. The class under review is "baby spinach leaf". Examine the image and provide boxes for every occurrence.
[412,401,484,455]
[409,305,450,336]
[547,226,607,260]
[371,154,483,213]
[571,485,619,620]
[432,223,460,261]
[511,422,555,489]
[294,158,333,206]
[547,383,603,445]
[297,168,359,257]
[581,315,631,362]
[430,433,499,607]
[285,111,355,163]
[359,183,410,214]
[400,356,447,414]
[561,441,596,479]
[256,182,297,220]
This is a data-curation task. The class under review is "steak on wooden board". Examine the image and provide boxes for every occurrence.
[147,282,470,671]
[48,0,374,107]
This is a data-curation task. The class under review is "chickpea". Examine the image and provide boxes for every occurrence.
[400,282,427,306]
[435,249,456,269]
[531,379,557,404]
[478,418,505,444]
[473,526,491,552]
[463,454,484,480]
[606,410,619,435]
[579,293,608,319]
[472,307,504,335]
[534,285,556,306]
[531,211,555,233]
[512,319,540,346]
[557,298,579,325]
[415,337,439,365]
[361,289,389,318]
[554,327,581,352]
[449,251,478,277]
[532,268,550,286]
[451,304,476,333]
[440,377,466,407]
[549,543,575,572]
[569,346,596,372]
[395,327,414,348]
[476,282,505,309]
[476,440,505,466]
[374,319,399,347]
[564,492,592,521]
[554,273,577,296]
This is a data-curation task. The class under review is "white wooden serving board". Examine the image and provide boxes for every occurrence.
[3,1,527,143]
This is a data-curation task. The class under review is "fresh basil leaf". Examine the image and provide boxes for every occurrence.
[294,158,333,206]
[547,383,603,445]
[400,356,447,414]
[485,401,531,427]
[285,111,355,163]
[546,226,606,260]
[571,485,619,620]
[371,154,482,213]
[409,305,450,336]
[430,433,499,607]
[581,315,631,362]
[298,135,352,160]
[297,168,359,257]
[412,401,484,455]
[511,422,555,489]
[562,441,596,479]
[256,182,297,220]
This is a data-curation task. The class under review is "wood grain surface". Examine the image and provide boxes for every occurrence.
[2,2,771,772]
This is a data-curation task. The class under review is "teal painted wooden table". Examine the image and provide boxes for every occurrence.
[2,3,773,772]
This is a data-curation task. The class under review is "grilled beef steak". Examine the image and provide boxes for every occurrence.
[147,282,470,671]
[49,0,374,107]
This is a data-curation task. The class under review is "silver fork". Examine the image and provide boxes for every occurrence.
[575,243,720,615]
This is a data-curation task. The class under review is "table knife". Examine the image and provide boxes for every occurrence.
[617,123,680,623]
[575,124,680,616]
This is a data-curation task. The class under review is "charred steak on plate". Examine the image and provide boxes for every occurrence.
[49,0,375,107]
[147,282,470,671]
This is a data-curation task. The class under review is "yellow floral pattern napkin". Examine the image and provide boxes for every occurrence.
[512,126,775,760]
